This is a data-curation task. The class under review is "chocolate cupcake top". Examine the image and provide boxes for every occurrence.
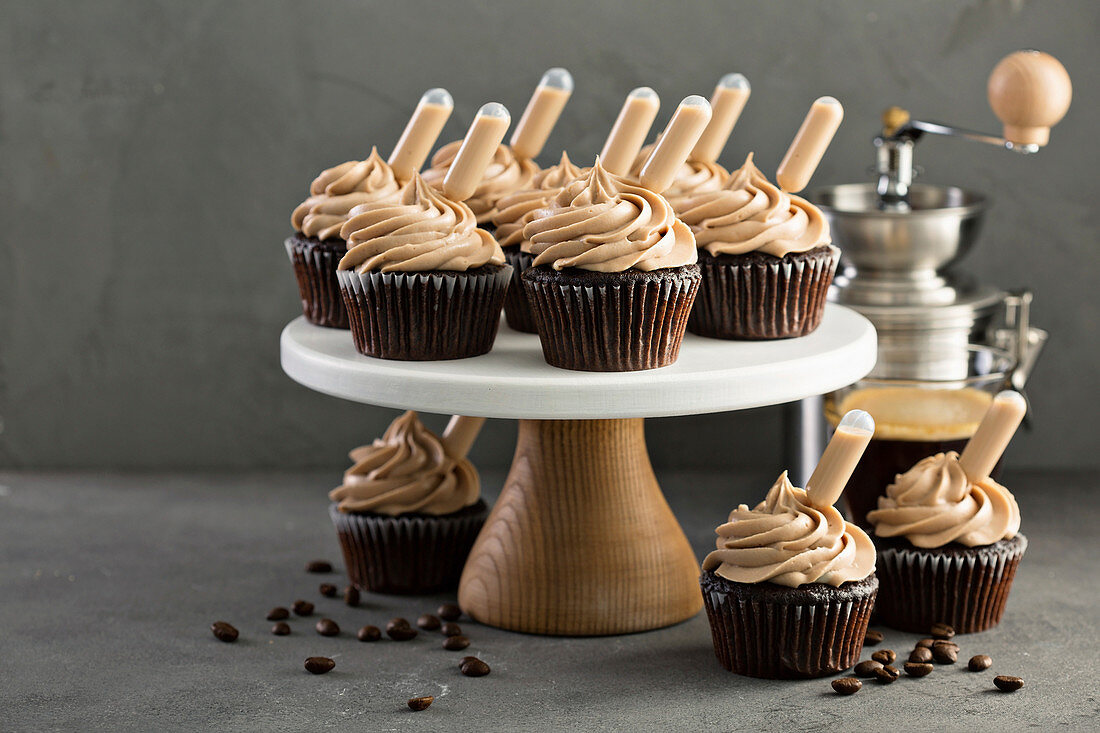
[702,471,875,588]
[491,152,586,248]
[676,153,831,258]
[420,141,539,224]
[522,160,698,272]
[630,143,730,212]
[291,148,402,241]
[867,451,1021,548]
[329,411,479,516]
[337,174,505,273]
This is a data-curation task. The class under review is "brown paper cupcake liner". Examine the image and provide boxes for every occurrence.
[522,264,701,372]
[337,264,511,360]
[329,500,488,595]
[873,534,1026,633]
[688,245,839,340]
[502,248,538,333]
[285,236,349,329]
[700,570,878,679]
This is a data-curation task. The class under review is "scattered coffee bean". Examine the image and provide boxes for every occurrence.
[916,638,936,649]
[904,662,933,678]
[315,618,340,637]
[932,643,958,664]
[863,629,884,646]
[272,622,291,636]
[872,649,896,665]
[438,603,462,621]
[344,586,360,607]
[930,622,956,640]
[443,635,470,651]
[440,622,463,637]
[357,625,381,642]
[304,656,335,674]
[211,621,239,643]
[306,560,333,574]
[874,665,900,684]
[909,647,933,664]
[417,614,441,631]
[933,639,959,651]
[319,583,337,598]
[460,656,490,677]
[267,607,290,621]
[968,654,993,672]
[386,618,417,641]
[831,677,862,695]
[407,696,434,711]
[854,659,883,678]
[994,675,1024,692]
[292,600,314,617]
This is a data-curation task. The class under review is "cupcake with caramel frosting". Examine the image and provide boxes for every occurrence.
[421,141,538,227]
[866,451,1027,633]
[328,411,489,595]
[333,174,511,360]
[630,142,730,212]
[700,471,878,679]
[677,153,840,340]
[285,148,402,328]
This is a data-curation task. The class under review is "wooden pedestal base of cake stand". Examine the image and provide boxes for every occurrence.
[280,304,877,636]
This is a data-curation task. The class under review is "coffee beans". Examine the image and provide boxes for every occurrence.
[460,656,490,677]
[443,635,470,651]
[306,560,333,574]
[267,607,290,621]
[304,656,335,674]
[211,621,239,643]
[344,586,360,607]
[854,660,883,678]
[832,677,862,695]
[871,649,896,665]
[904,662,933,678]
[874,665,900,684]
[932,641,959,664]
[386,618,417,641]
[930,622,956,640]
[909,647,933,664]
[292,600,314,617]
[357,625,381,642]
[994,675,1024,692]
[319,583,337,598]
[417,614,441,631]
[440,622,462,638]
[438,603,462,621]
[863,629,884,646]
[272,622,291,636]
[315,618,339,637]
[968,654,992,672]
[916,638,936,649]
[407,696,434,711]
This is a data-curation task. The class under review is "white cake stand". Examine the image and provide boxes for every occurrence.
[281,304,876,636]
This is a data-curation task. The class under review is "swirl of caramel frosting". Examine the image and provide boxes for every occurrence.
[676,153,831,257]
[491,151,586,248]
[337,174,504,273]
[702,471,876,588]
[291,148,402,240]
[420,141,539,224]
[521,160,697,272]
[329,411,480,516]
[630,143,730,211]
[867,452,1021,548]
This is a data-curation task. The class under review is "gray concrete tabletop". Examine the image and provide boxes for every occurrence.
[2,468,1097,732]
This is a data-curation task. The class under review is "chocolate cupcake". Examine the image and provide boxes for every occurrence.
[520,161,700,371]
[420,140,538,230]
[867,451,1026,633]
[492,151,586,333]
[701,471,878,678]
[677,153,839,340]
[329,411,488,595]
[287,148,401,328]
[336,174,511,361]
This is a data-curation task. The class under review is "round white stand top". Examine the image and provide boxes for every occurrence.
[280,304,876,419]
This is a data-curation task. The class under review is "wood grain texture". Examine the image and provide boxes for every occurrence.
[987,50,1072,146]
[458,418,703,635]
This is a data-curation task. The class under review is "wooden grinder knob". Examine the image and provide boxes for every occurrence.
[987,50,1072,146]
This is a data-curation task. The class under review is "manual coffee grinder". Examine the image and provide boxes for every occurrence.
[787,50,1073,492]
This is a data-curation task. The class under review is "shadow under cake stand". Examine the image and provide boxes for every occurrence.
[280,304,877,636]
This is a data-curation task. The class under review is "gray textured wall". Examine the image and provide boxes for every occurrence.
[1,0,1097,471]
